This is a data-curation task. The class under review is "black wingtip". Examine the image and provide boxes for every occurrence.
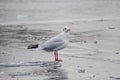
[27,44,39,49]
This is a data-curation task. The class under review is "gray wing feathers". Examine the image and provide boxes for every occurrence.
[41,39,64,51]
[40,32,68,51]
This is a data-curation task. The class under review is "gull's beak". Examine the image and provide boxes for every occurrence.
[68,29,70,31]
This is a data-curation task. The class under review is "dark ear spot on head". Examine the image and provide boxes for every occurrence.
[63,28,66,31]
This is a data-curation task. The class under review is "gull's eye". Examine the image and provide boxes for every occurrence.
[64,28,67,30]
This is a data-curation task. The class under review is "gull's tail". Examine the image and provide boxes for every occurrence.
[27,44,39,49]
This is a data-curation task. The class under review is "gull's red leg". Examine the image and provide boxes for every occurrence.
[54,51,62,62]
[56,51,58,60]
[54,51,57,61]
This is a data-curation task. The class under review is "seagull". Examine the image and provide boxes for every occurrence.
[27,26,70,62]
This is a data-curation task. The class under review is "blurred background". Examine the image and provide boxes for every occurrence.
[0,0,120,23]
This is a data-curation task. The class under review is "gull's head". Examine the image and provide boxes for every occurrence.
[63,26,70,33]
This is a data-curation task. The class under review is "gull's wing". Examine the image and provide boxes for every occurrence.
[41,39,65,51]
